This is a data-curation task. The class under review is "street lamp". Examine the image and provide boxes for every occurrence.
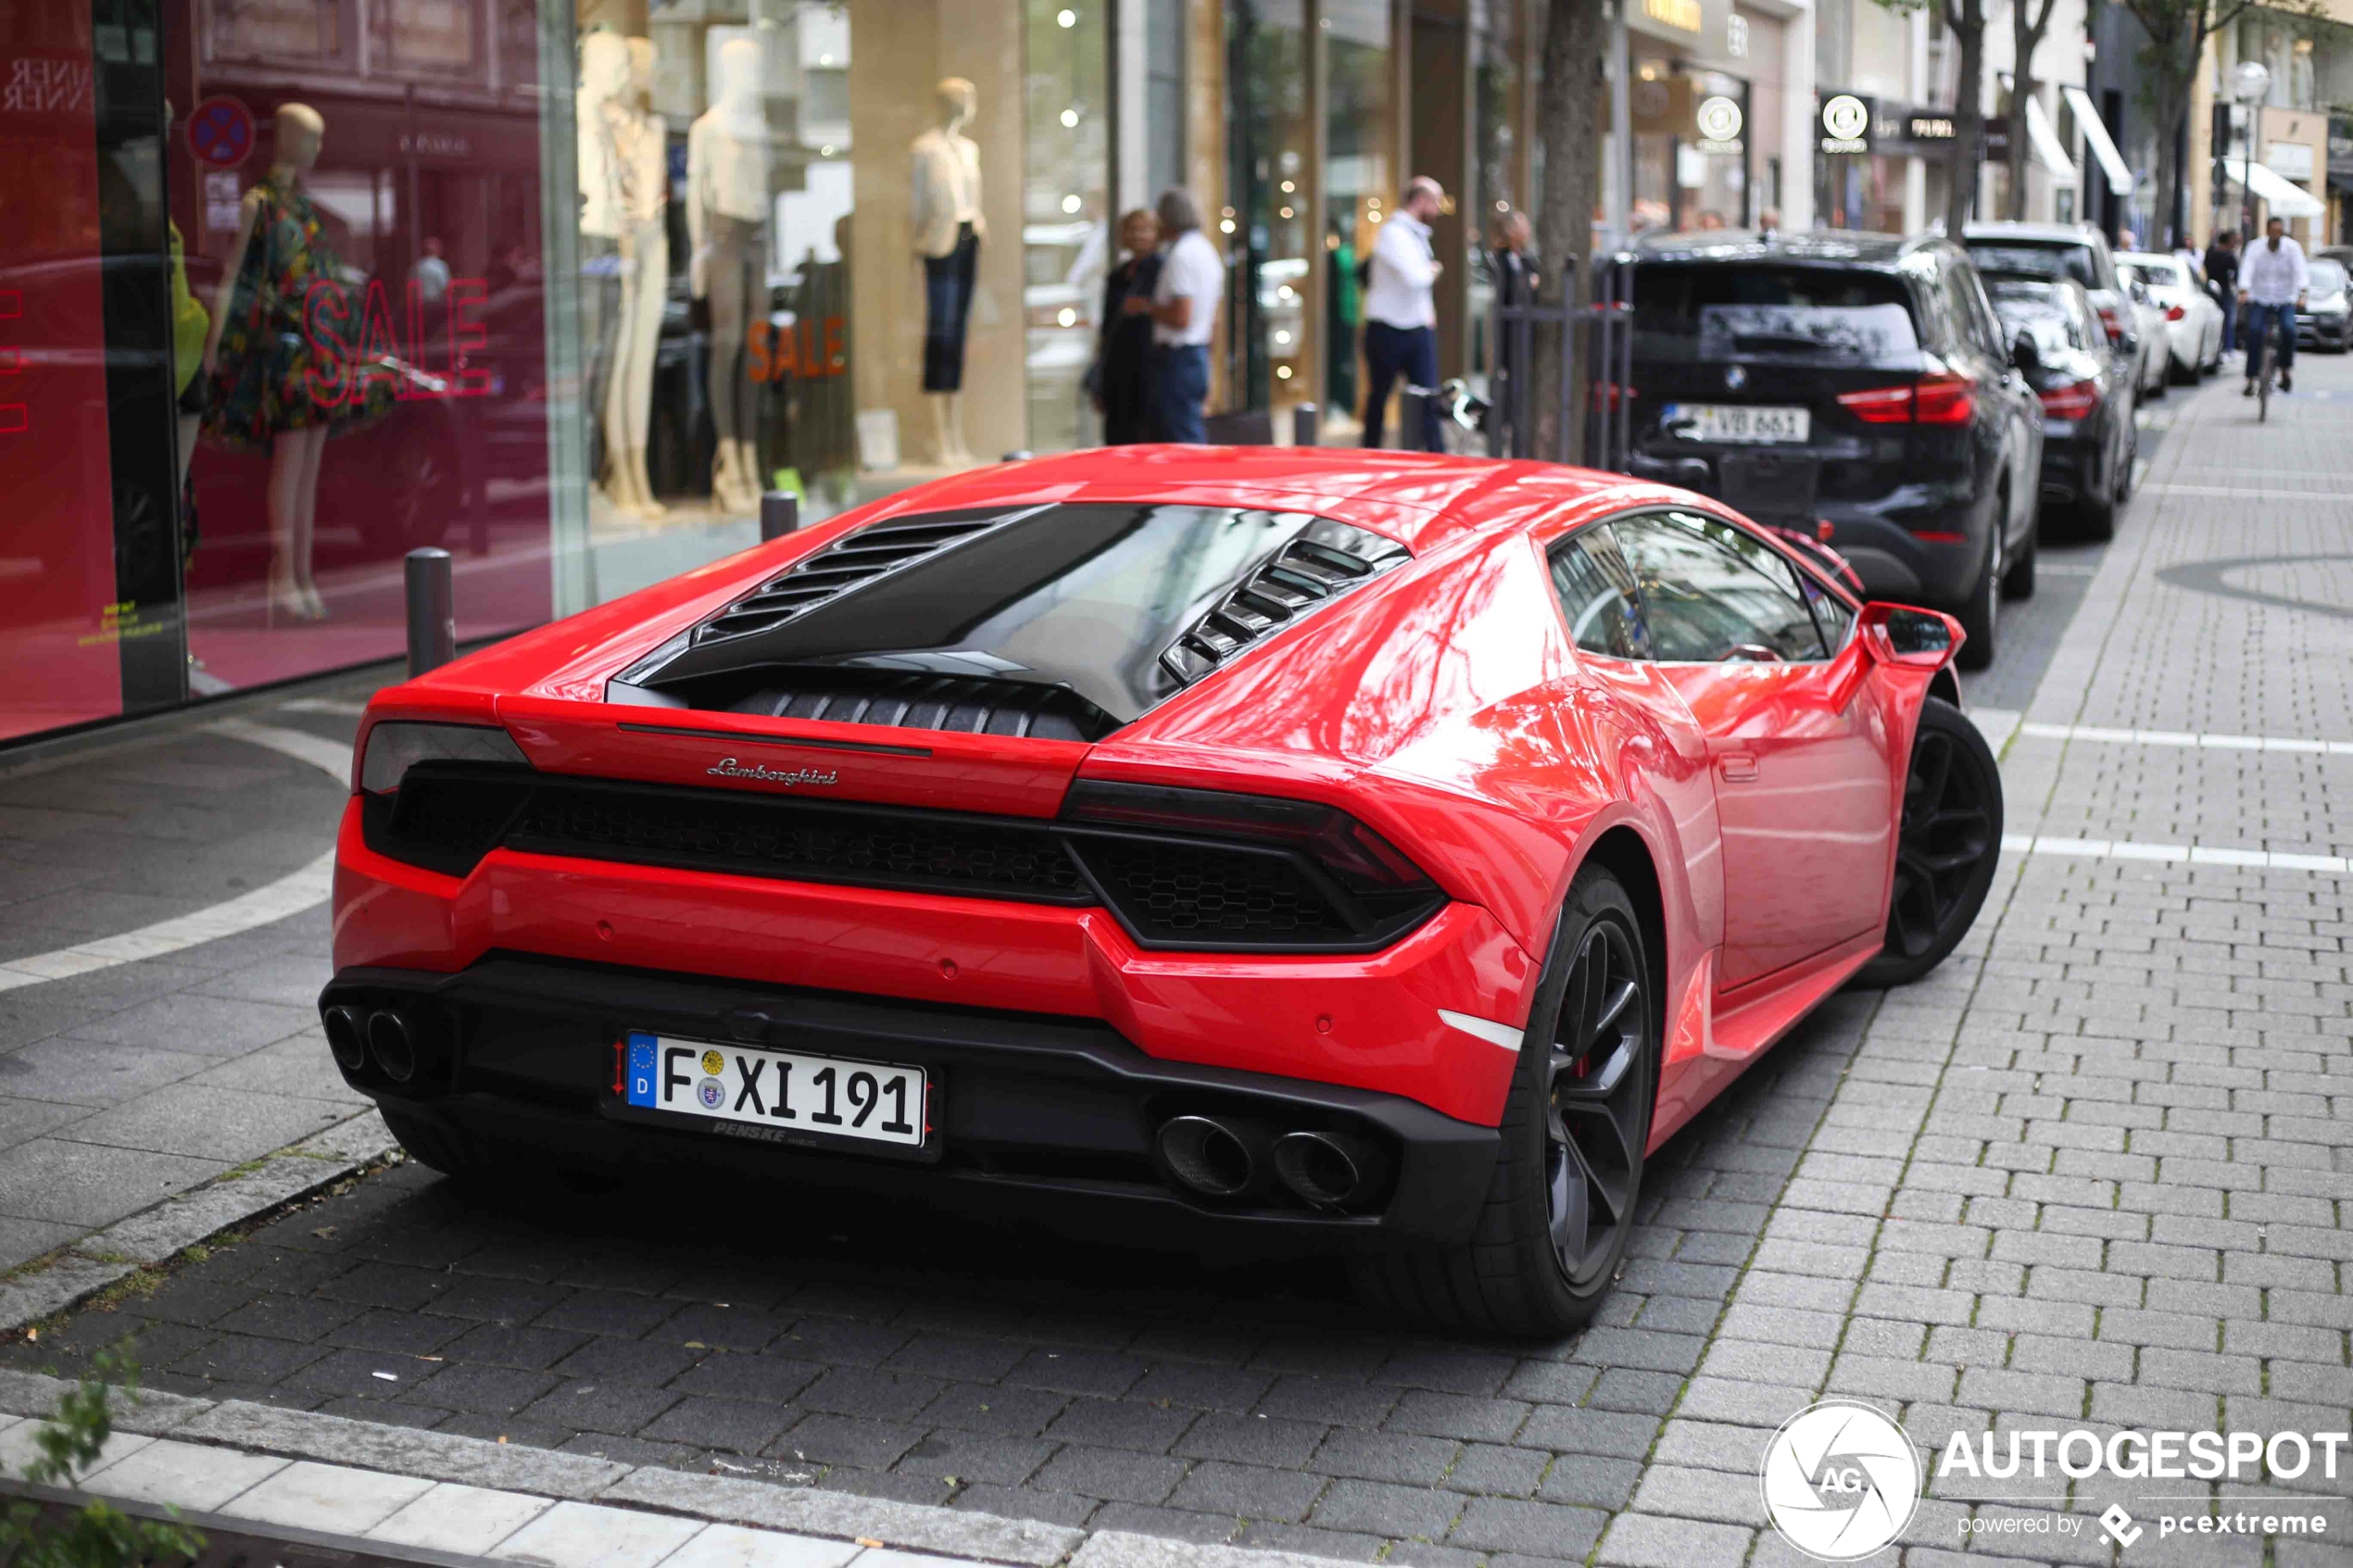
[2233,59,2271,242]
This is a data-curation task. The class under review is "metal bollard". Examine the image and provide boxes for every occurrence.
[760,490,799,542]
[404,547,455,679]
[1403,390,1434,452]
[1290,403,1319,448]
[1001,449,1034,463]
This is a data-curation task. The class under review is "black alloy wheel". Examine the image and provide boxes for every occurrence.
[1352,866,1655,1337]
[1543,919,1649,1289]
[1853,696,2005,988]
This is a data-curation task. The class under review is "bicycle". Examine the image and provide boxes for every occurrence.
[2253,321,2275,422]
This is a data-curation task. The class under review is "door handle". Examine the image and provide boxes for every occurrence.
[1718,753,1758,783]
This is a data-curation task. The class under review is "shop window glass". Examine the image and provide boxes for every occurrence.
[1024,0,1110,455]
[1468,0,1522,392]
[1323,0,1391,429]
[1225,0,1312,416]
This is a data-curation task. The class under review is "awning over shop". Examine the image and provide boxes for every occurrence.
[2224,158,2327,218]
[2024,93,2077,180]
[2062,86,2133,194]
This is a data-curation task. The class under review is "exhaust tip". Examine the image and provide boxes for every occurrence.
[367,1009,416,1084]
[1158,1115,1255,1198]
[322,1006,368,1073]
[1272,1130,1375,1208]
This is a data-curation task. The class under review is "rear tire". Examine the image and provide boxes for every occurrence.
[2001,521,2037,600]
[1352,866,1655,1338]
[1954,522,1999,671]
[2079,421,2127,542]
[1851,696,2004,989]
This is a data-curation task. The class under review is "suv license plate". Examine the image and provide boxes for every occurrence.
[623,1032,927,1148]
[1666,404,1810,444]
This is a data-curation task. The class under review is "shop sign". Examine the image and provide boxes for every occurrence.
[1696,94,1744,156]
[2266,141,2314,182]
[1633,0,1733,58]
[1820,93,1872,155]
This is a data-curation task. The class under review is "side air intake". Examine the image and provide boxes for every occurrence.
[1159,518,1412,686]
[691,508,1035,646]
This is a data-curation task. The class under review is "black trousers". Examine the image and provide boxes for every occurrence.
[1362,320,1441,450]
[923,222,979,393]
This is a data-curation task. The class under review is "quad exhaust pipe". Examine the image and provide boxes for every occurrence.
[322,1006,368,1072]
[1156,1116,1387,1209]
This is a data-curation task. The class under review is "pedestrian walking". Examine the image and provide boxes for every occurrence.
[1128,187,1222,443]
[2204,230,2241,356]
[1090,207,1161,445]
[2240,215,2308,395]
[1361,176,1446,450]
[1489,209,1537,306]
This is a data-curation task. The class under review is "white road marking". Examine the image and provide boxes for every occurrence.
[2000,834,2349,874]
[1438,1009,1525,1052]
[1969,709,2022,756]
[2138,483,2353,502]
[2012,721,2353,755]
[0,718,350,993]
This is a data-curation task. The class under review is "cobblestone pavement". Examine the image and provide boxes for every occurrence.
[6,362,2349,1567]
[0,696,371,1270]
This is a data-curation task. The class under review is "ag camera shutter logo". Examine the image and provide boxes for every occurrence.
[1759,1400,1923,1561]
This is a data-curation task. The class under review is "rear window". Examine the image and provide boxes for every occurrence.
[2125,258,2186,288]
[1632,265,1923,369]
[1992,296,2080,358]
[2311,260,2348,295]
[1967,241,2097,288]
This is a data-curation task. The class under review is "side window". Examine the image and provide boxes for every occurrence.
[1803,578,1856,650]
[1549,524,1652,660]
[1613,510,1831,663]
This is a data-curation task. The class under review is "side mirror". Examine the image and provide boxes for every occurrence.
[2010,332,2040,373]
[1858,601,1965,667]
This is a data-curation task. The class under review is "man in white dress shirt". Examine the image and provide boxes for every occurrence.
[1126,186,1224,443]
[1361,176,1446,450]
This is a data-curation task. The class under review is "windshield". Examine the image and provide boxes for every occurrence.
[1967,241,2097,288]
[2311,260,2349,296]
[1632,265,1922,368]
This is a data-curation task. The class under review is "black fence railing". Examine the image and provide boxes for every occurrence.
[1481,253,1637,473]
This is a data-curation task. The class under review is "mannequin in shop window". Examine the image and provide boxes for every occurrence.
[578,32,630,512]
[199,101,395,623]
[598,35,667,519]
[909,76,985,468]
[688,36,770,514]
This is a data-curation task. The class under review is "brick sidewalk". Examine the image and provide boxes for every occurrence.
[0,698,371,1272]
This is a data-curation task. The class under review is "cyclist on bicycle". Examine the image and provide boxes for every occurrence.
[2241,215,2309,396]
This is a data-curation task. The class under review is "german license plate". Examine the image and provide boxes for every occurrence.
[623,1032,926,1148]
[1665,403,1810,443]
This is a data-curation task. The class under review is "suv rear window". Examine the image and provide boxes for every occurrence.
[1967,241,2097,288]
[1632,265,1922,368]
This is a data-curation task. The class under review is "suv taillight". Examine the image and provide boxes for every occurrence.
[1835,371,1975,426]
[2164,304,2185,321]
[2038,378,2098,420]
[2096,305,2125,343]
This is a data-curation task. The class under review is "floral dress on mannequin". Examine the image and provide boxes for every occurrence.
[201,172,396,452]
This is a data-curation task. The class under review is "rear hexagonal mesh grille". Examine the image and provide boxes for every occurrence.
[1069,838,1349,940]
[505,782,1089,902]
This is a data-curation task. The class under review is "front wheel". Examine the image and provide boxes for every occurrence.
[1852,697,2005,988]
[1353,867,1655,1337]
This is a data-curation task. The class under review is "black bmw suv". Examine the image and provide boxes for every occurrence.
[1626,232,2044,668]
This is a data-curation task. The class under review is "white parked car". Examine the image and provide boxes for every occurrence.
[2120,252,2224,383]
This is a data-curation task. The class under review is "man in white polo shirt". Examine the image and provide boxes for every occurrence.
[1361,176,1446,450]
[1124,186,1224,443]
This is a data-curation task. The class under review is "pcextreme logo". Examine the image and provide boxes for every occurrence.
[1759,1400,1922,1561]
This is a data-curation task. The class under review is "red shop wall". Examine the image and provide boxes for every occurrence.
[0,2,124,742]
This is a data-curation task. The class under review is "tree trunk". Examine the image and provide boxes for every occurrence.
[1946,0,1986,236]
[2004,0,2056,220]
[1535,0,1604,462]
[2148,15,2204,247]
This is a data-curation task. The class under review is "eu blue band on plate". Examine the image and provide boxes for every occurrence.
[626,1031,660,1107]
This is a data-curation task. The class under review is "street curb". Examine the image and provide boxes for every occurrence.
[0,1110,398,1334]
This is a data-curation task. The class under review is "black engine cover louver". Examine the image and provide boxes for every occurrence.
[1159,519,1414,687]
[692,510,1020,646]
[727,668,1119,743]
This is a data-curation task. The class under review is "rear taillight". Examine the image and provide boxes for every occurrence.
[2164,304,2185,322]
[2038,379,2099,420]
[2096,305,2125,343]
[1836,372,1975,426]
[1835,383,1917,423]
[1912,372,1976,424]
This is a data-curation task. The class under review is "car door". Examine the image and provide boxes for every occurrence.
[1611,508,1899,991]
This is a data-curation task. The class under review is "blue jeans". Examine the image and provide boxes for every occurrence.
[1362,321,1441,450]
[2245,302,2296,376]
[1146,344,1209,443]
